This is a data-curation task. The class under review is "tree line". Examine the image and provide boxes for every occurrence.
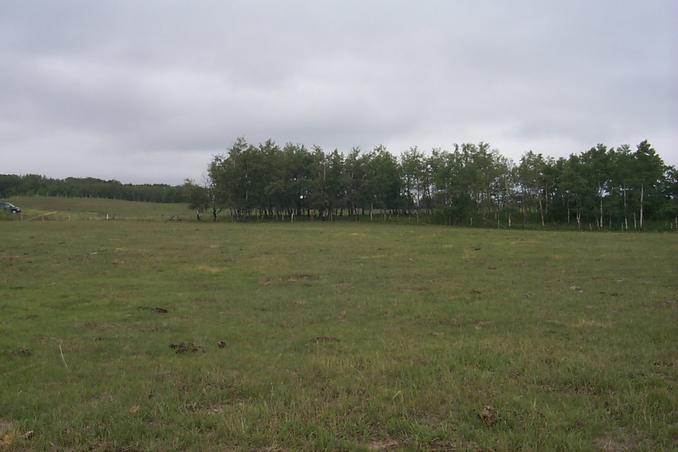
[0,174,188,204]
[186,138,678,230]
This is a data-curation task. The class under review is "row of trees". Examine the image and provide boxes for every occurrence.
[186,138,677,230]
[0,174,188,203]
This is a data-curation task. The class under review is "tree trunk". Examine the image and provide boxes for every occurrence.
[567,198,571,225]
[599,188,603,229]
[622,186,629,231]
[639,183,644,230]
[538,197,544,226]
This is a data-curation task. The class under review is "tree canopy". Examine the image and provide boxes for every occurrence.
[205,138,677,230]
[0,174,187,204]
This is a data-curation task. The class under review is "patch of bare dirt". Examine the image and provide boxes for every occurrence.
[205,405,225,414]
[478,405,498,426]
[367,439,399,450]
[474,321,492,330]
[428,439,456,451]
[10,347,31,357]
[573,319,610,328]
[652,359,673,368]
[138,306,169,314]
[594,436,631,451]
[0,420,13,437]
[197,265,225,273]
[287,273,318,283]
[0,419,18,450]
[169,342,203,354]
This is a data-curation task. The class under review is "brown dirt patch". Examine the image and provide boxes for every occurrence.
[287,273,318,283]
[367,439,399,450]
[594,436,631,451]
[0,420,14,437]
[197,265,225,273]
[169,342,203,354]
[474,321,492,330]
[573,319,610,328]
[479,405,498,426]
[0,419,18,450]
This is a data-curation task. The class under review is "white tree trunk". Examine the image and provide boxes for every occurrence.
[538,197,544,226]
[623,186,629,231]
[599,188,603,229]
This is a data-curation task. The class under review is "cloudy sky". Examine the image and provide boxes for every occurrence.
[1,1,676,184]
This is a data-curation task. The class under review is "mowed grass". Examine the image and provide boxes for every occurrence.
[7,196,189,221]
[1,219,677,450]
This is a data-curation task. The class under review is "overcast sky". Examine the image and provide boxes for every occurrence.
[1,1,676,184]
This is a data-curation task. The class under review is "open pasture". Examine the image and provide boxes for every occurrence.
[5,196,189,221]
[1,218,677,450]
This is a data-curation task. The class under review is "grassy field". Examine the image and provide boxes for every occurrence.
[4,196,189,221]
[1,212,677,450]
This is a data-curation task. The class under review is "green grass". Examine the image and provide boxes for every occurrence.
[1,217,677,450]
[6,196,189,221]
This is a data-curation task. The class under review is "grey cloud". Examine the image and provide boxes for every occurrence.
[0,0,676,184]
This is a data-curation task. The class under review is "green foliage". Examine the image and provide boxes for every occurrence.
[0,174,188,203]
[206,138,676,230]
[182,180,210,215]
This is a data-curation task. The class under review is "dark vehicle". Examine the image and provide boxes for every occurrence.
[0,202,21,214]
